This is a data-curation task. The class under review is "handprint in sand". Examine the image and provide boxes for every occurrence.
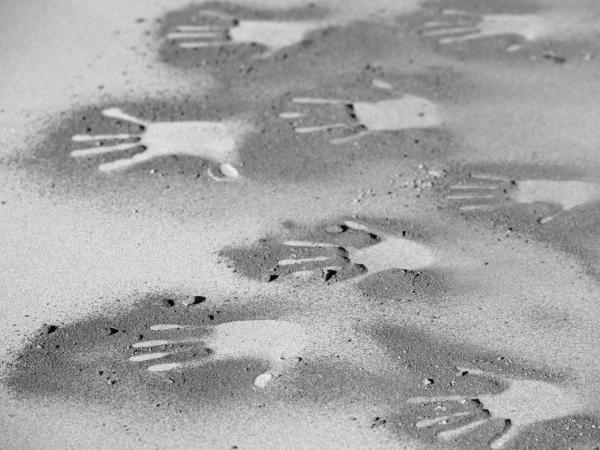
[167,9,328,59]
[421,9,565,45]
[446,174,600,223]
[407,367,584,449]
[71,107,251,179]
[280,95,442,144]
[269,220,437,282]
[129,320,307,388]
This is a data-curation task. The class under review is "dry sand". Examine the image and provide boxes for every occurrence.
[4,0,600,448]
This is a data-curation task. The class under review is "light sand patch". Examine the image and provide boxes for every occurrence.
[513,180,600,212]
[130,320,307,388]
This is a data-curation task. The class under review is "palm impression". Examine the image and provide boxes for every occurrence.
[280,94,442,144]
[446,173,600,223]
[421,8,564,45]
[6,294,313,407]
[167,8,329,59]
[71,107,252,179]
[222,219,438,285]
[130,320,307,388]
[407,367,584,449]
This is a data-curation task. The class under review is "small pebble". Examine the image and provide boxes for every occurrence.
[325,225,344,233]
[323,269,337,281]
[161,299,175,308]
[183,295,206,306]
[372,79,393,90]
[254,373,272,388]
[542,50,566,64]
[40,324,58,335]
[371,417,387,428]
[422,378,434,386]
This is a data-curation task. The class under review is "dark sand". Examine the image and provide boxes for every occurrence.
[219,215,451,296]
[6,293,288,407]
[373,325,600,450]
[9,294,600,449]
[6,0,600,448]
[434,162,600,281]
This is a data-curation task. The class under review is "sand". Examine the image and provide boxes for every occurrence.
[5,0,600,448]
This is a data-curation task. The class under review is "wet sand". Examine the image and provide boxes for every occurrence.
[4,0,600,448]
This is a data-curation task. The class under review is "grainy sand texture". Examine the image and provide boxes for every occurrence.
[3,0,600,448]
